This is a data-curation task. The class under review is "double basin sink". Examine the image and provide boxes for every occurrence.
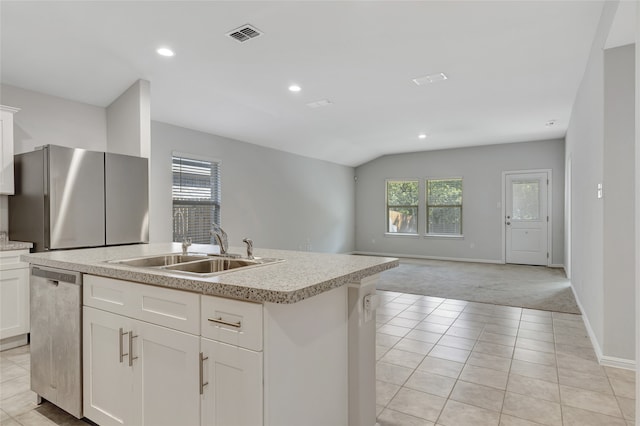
[108,253,284,277]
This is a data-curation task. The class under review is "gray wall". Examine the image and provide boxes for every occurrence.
[0,84,108,154]
[0,85,356,254]
[150,121,356,253]
[106,79,151,158]
[565,1,636,364]
[603,44,635,360]
[354,139,565,265]
[0,84,108,233]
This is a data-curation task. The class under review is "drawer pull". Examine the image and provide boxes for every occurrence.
[208,317,242,328]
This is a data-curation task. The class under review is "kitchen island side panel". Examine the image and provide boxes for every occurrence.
[263,285,348,426]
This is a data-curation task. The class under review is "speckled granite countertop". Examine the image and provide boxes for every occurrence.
[21,243,398,304]
[0,241,33,251]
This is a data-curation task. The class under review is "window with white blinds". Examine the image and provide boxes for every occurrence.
[172,154,221,244]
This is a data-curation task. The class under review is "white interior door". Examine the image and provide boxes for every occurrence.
[505,172,549,266]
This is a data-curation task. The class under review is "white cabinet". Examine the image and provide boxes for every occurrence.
[0,105,19,195]
[83,275,201,426]
[134,319,200,426]
[83,275,265,426]
[200,295,263,426]
[83,306,200,426]
[200,338,263,426]
[0,249,30,348]
[83,307,133,426]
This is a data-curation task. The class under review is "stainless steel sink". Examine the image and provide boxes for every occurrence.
[108,254,210,267]
[107,253,284,277]
[164,256,283,276]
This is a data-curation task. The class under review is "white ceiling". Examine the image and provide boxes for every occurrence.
[1,1,606,166]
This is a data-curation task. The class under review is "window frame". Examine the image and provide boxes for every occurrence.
[171,151,222,244]
[425,177,464,237]
[385,179,420,236]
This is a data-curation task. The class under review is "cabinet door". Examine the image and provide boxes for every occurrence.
[0,267,29,339]
[83,307,134,426]
[201,338,263,426]
[0,107,17,195]
[133,320,200,426]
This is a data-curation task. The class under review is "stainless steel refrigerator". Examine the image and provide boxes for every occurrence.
[9,145,149,252]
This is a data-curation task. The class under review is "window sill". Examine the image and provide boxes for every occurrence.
[423,234,464,239]
[384,233,420,238]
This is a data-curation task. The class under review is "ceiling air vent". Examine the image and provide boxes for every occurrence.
[227,24,262,43]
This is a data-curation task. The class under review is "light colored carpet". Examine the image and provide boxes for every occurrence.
[377,258,580,314]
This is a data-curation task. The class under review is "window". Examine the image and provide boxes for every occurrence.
[426,178,463,235]
[511,180,540,220]
[386,180,419,234]
[172,154,221,244]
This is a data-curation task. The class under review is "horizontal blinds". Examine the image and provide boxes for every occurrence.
[172,156,220,244]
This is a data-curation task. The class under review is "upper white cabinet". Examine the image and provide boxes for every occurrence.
[0,105,19,195]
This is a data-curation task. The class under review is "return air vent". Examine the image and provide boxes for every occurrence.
[227,24,262,43]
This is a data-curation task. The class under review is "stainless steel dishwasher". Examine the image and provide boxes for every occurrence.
[30,265,83,418]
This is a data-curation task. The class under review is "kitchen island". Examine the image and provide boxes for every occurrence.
[23,243,398,426]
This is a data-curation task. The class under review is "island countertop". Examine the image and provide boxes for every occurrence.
[21,243,398,303]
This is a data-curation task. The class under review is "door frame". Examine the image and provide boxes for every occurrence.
[501,169,553,266]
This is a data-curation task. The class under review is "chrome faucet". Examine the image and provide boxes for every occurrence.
[210,223,228,255]
[174,210,191,255]
[242,238,254,260]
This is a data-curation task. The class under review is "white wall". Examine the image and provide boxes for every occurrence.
[106,79,151,158]
[354,139,565,265]
[0,84,108,233]
[565,1,633,365]
[150,121,355,253]
[603,43,636,361]
[0,84,107,154]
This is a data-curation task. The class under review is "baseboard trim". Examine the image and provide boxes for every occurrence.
[549,264,565,269]
[600,355,636,371]
[569,283,636,371]
[569,284,604,362]
[352,251,503,265]
[0,334,28,351]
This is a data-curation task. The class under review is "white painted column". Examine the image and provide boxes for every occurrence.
[348,274,379,426]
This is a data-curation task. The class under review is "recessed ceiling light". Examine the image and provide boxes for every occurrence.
[413,73,448,86]
[545,119,557,127]
[418,133,428,139]
[288,85,301,92]
[156,47,175,57]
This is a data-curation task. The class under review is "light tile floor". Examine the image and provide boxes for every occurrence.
[375,290,636,426]
[0,344,90,426]
[0,291,636,426]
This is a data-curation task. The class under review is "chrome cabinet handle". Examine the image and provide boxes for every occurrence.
[207,317,242,328]
[199,352,209,395]
[119,328,128,363]
[128,331,138,366]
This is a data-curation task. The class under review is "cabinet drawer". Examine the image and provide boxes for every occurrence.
[84,275,129,314]
[84,275,200,335]
[0,249,29,270]
[201,295,263,351]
